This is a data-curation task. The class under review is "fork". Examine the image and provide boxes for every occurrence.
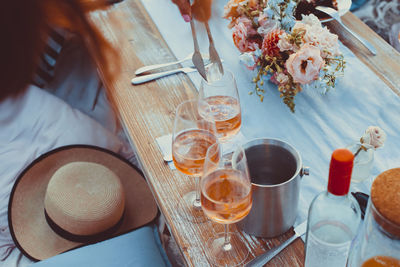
[204,22,224,76]
[316,6,377,56]
[134,53,209,75]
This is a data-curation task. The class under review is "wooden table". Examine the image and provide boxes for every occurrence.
[89,1,400,266]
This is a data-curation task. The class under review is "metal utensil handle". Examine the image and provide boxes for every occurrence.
[245,234,299,267]
[135,60,185,75]
[131,68,185,85]
[190,20,201,52]
[204,22,224,75]
[204,22,214,45]
[339,19,377,55]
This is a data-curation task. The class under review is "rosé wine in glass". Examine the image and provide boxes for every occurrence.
[172,129,218,176]
[201,169,252,224]
[199,70,242,143]
[171,99,218,223]
[201,95,241,141]
[201,143,252,266]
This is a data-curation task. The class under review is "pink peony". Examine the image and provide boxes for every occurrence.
[285,44,324,84]
[232,22,259,52]
[237,17,258,35]
[292,15,341,57]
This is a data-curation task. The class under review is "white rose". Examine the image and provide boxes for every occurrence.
[239,52,256,70]
[301,14,321,28]
[316,27,340,57]
[361,126,387,149]
[276,73,289,84]
[277,33,295,52]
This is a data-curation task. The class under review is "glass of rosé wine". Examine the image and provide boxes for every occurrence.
[198,69,241,143]
[201,142,252,266]
[172,99,218,223]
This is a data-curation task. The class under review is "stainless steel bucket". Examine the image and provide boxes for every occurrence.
[237,138,309,237]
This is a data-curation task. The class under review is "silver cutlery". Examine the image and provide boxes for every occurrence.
[204,22,224,76]
[131,66,198,85]
[134,53,209,75]
[189,19,208,81]
[316,6,377,55]
[131,60,223,85]
[245,220,307,267]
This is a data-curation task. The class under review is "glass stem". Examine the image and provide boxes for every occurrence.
[222,224,232,251]
[193,176,201,209]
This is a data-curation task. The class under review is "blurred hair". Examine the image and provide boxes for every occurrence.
[0,0,118,101]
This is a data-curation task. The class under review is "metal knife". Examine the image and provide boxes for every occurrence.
[245,220,308,267]
[131,66,198,85]
[131,60,223,85]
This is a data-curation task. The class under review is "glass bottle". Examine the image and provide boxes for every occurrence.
[347,168,400,267]
[305,148,361,267]
[346,142,374,184]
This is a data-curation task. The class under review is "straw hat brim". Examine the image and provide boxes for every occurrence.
[8,145,158,261]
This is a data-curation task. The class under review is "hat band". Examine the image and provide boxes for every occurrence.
[44,209,124,243]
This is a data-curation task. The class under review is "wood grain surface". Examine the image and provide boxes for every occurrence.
[325,12,400,96]
[89,1,400,266]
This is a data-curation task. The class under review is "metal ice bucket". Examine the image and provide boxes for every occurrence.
[238,138,309,237]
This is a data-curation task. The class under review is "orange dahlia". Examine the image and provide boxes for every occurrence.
[262,29,285,57]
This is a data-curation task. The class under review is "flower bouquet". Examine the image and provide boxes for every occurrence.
[224,0,345,112]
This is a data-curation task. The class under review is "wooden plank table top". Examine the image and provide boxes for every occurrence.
[89,1,400,266]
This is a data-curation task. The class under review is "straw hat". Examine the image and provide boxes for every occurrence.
[8,145,158,261]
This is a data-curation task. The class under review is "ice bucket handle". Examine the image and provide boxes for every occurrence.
[301,167,310,177]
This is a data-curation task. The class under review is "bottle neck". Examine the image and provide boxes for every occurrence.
[328,176,350,196]
[326,190,349,200]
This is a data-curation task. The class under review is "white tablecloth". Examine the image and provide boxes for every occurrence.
[140,0,400,225]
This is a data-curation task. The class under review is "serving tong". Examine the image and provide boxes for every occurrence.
[188,0,223,81]
[189,18,208,81]
[204,22,224,76]
[133,0,223,84]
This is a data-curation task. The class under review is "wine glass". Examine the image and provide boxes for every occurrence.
[201,143,252,266]
[198,69,242,143]
[172,99,218,222]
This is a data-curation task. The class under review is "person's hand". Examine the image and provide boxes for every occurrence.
[171,0,191,22]
[191,0,212,22]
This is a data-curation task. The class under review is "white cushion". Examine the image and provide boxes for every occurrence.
[0,86,132,264]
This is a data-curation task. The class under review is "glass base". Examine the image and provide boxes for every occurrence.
[206,232,249,267]
[177,191,208,223]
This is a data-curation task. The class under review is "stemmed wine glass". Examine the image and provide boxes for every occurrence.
[201,142,252,266]
[198,69,242,143]
[172,99,218,222]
